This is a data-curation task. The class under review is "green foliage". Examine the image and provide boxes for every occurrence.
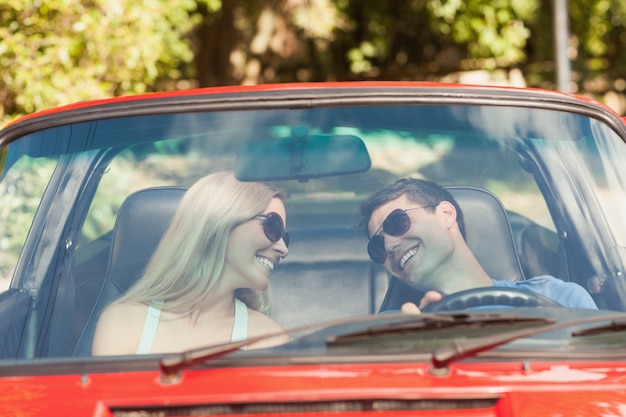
[570,0,626,81]
[0,0,206,124]
[0,146,7,177]
[324,0,538,79]
[427,0,537,66]
[0,156,56,282]
[2,0,626,126]
[79,153,139,244]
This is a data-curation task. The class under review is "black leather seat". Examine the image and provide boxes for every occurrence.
[268,228,388,328]
[379,186,525,311]
[72,186,186,356]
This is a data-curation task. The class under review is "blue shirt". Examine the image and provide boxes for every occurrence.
[492,275,597,309]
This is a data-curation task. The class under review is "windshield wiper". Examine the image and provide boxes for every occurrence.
[327,312,554,344]
[158,313,496,380]
[570,318,626,337]
[158,314,362,381]
[159,312,626,380]
[430,312,626,369]
[159,331,286,382]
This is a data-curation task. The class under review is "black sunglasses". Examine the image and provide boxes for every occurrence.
[254,212,290,247]
[367,205,437,264]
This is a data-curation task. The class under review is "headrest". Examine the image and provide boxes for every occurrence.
[447,186,524,282]
[107,186,186,293]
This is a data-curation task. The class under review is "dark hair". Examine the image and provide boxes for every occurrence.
[360,178,466,239]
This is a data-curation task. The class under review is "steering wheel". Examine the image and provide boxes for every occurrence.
[421,287,563,312]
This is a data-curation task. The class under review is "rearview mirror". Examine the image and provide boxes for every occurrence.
[235,129,371,182]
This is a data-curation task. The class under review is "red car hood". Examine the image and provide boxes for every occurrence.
[3,361,626,416]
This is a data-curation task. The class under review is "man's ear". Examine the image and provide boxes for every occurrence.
[438,201,457,230]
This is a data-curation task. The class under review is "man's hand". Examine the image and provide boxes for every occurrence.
[400,291,443,314]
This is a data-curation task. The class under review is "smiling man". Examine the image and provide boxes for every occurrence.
[360,178,598,312]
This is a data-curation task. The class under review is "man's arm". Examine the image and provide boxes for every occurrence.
[401,291,443,314]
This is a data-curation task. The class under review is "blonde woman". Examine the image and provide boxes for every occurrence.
[92,172,290,355]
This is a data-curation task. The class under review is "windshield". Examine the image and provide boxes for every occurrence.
[2,98,626,364]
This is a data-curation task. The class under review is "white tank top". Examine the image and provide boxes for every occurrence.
[135,298,249,354]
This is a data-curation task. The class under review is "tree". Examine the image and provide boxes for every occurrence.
[569,0,626,94]
[190,0,538,84]
[0,0,219,126]
[2,0,626,128]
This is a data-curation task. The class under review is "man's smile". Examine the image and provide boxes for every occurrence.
[399,243,421,270]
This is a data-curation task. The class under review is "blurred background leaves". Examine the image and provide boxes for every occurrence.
[1,0,626,127]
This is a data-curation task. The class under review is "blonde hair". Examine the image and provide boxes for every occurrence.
[117,172,284,315]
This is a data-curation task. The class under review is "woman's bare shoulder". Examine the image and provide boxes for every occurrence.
[92,301,149,356]
[106,300,147,315]
[247,310,290,348]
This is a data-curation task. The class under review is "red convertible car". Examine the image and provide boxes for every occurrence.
[2,82,626,415]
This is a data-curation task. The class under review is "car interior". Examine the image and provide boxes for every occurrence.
[67,183,543,357]
[3,102,626,361]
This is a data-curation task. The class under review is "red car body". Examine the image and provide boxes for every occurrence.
[2,82,626,415]
[5,362,626,415]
